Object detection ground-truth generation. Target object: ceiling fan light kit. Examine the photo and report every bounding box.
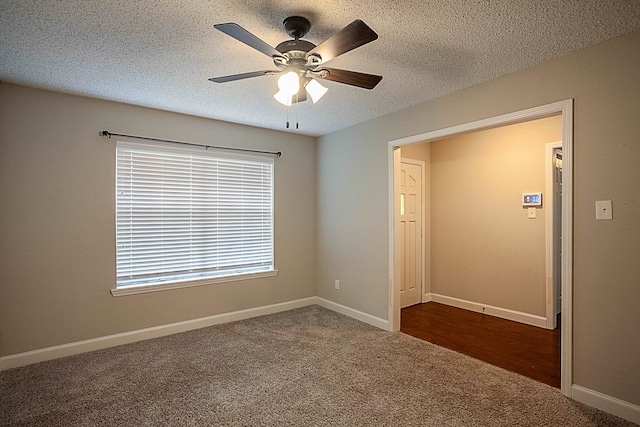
[273,71,300,106]
[273,72,328,106]
[209,15,382,110]
[304,78,328,103]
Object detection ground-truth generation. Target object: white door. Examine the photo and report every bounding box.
[400,160,423,308]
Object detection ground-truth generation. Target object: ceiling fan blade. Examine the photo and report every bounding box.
[317,68,382,89]
[214,23,283,58]
[306,20,378,64]
[209,70,281,83]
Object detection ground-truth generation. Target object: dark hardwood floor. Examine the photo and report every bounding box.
[401,302,561,388]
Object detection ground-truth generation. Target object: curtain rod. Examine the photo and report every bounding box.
[98,131,282,158]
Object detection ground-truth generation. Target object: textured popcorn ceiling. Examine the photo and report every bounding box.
[1,1,639,136]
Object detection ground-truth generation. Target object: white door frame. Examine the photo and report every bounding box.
[545,141,562,329]
[388,99,573,397]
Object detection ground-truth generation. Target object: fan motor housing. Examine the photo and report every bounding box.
[277,16,316,66]
[276,39,315,55]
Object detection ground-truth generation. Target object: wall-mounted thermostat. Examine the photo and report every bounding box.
[522,193,542,207]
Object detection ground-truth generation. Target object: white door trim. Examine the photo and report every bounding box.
[388,99,574,397]
[545,141,562,329]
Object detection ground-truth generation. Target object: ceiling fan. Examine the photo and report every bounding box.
[209,16,382,106]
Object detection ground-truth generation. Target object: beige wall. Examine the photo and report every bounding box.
[429,116,561,316]
[0,84,317,356]
[399,143,430,165]
[317,29,640,405]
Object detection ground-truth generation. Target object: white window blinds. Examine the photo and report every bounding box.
[116,141,274,289]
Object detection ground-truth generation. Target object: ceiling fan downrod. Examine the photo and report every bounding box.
[283,16,311,40]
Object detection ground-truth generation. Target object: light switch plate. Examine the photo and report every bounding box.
[527,207,537,219]
[595,200,612,220]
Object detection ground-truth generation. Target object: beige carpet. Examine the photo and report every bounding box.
[0,305,635,426]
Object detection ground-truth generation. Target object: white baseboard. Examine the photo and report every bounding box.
[572,385,640,425]
[426,293,547,328]
[422,293,434,303]
[0,297,317,372]
[315,297,390,331]
[3,297,638,425]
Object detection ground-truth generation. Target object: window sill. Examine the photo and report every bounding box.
[110,269,278,297]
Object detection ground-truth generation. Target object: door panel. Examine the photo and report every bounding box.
[400,161,422,308]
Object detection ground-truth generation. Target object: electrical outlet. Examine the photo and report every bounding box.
[334,279,340,290]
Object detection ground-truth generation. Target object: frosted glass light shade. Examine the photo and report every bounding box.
[273,90,293,106]
[305,79,328,103]
[274,71,301,106]
[277,72,300,94]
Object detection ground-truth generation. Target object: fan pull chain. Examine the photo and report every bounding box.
[285,92,301,129]
[295,91,299,129]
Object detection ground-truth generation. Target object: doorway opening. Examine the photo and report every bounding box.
[388,99,573,396]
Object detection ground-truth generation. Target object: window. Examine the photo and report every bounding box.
[115,141,275,292]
